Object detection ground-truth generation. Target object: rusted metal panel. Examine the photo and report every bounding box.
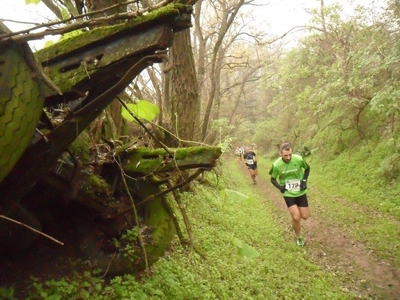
[42,24,174,105]
[46,25,174,73]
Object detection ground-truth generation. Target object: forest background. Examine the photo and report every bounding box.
[3,0,399,165]
[1,0,400,298]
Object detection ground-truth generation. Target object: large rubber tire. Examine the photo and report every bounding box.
[0,44,44,183]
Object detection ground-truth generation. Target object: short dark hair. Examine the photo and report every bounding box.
[280,142,292,151]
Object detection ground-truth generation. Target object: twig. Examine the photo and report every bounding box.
[150,121,209,147]
[100,249,118,278]
[116,155,150,276]
[117,96,173,157]
[0,0,148,36]
[136,168,205,207]
[109,168,205,218]
[168,181,194,255]
[161,197,186,244]
[165,180,206,259]
[0,214,64,246]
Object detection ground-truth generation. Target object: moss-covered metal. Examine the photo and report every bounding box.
[131,180,175,267]
[35,4,192,62]
[38,25,173,95]
[120,146,222,175]
[33,3,192,99]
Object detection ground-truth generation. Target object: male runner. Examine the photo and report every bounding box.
[243,146,258,184]
[269,142,310,246]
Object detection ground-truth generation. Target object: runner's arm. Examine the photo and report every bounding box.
[271,177,285,193]
[303,165,310,180]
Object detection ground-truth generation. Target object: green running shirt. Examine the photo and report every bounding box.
[269,154,308,197]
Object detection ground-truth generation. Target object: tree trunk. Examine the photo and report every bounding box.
[170,29,200,143]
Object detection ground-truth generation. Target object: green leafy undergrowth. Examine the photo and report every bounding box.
[23,158,356,299]
[156,160,356,300]
[310,141,400,218]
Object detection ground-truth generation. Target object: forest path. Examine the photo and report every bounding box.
[237,160,400,300]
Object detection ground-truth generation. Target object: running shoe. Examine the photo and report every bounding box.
[296,237,305,247]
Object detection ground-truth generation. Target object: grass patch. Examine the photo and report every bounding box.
[258,146,400,268]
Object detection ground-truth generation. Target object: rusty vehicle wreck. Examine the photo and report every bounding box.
[0,2,221,279]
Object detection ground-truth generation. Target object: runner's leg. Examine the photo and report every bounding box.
[288,205,302,237]
[248,169,256,183]
[299,206,309,220]
[298,195,309,220]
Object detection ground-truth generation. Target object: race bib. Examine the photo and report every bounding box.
[246,159,254,165]
[285,179,300,192]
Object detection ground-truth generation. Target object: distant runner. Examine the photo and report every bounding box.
[235,147,242,160]
[239,146,245,161]
[243,146,258,185]
[269,142,310,246]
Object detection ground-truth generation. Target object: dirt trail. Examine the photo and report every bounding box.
[238,161,400,300]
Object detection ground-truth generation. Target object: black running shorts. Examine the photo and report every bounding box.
[283,194,308,208]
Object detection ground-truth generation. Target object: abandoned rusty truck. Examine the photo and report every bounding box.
[0,3,221,278]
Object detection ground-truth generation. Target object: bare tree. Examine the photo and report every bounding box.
[192,0,267,142]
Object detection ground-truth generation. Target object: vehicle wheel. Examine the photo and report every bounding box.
[0,43,44,183]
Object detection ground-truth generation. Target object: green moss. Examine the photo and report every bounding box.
[174,147,208,160]
[35,4,190,62]
[121,146,222,175]
[34,3,192,94]
[89,174,110,193]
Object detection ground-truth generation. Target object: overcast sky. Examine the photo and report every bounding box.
[1,0,379,49]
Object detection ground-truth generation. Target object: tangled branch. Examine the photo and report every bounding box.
[0,0,173,44]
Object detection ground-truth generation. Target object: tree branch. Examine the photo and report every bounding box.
[0,0,173,44]
[0,214,64,246]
